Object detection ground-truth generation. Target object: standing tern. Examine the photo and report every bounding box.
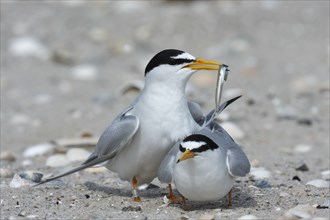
[37,49,223,202]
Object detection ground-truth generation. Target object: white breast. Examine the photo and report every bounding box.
[174,149,234,201]
[106,84,199,186]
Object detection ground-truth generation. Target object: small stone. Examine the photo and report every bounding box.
[9,36,50,59]
[0,168,15,178]
[250,159,260,168]
[18,210,27,217]
[253,180,271,188]
[23,143,55,158]
[220,122,245,140]
[238,215,258,220]
[276,106,298,120]
[293,144,312,154]
[46,154,71,167]
[66,148,90,162]
[306,179,330,188]
[296,118,313,126]
[19,171,43,183]
[71,64,98,81]
[316,199,330,209]
[33,94,52,105]
[0,151,16,162]
[51,49,75,65]
[198,214,215,220]
[321,170,330,180]
[279,192,290,197]
[295,162,309,172]
[121,205,142,212]
[250,167,271,179]
[88,28,108,43]
[10,172,43,188]
[11,114,31,125]
[284,205,314,219]
[84,167,108,173]
[292,175,301,181]
[290,75,318,94]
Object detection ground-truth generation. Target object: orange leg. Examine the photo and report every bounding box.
[228,188,232,208]
[181,195,188,211]
[167,184,180,202]
[132,176,141,202]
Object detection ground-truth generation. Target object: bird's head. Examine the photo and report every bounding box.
[144,49,222,86]
[177,134,218,163]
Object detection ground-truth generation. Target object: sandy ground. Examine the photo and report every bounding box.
[1,1,329,219]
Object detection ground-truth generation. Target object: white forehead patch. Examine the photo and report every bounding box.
[181,141,206,150]
[172,52,195,60]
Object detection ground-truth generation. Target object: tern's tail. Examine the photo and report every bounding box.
[35,153,115,186]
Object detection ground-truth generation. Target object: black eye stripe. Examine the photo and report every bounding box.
[179,144,186,152]
[183,134,218,153]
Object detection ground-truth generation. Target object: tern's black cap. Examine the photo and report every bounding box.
[180,134,219,153]
[144,49,195,76]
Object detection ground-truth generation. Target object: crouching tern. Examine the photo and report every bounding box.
[158,97,250,209]
[36,49,223,202]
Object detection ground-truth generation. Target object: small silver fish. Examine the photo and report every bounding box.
[215,64,229,111]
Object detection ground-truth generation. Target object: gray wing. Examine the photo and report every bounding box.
[198,126,250,177]
[36,107,139,186]
[158,141,181,184]
[213,125,250,177]
[188,101,204,124]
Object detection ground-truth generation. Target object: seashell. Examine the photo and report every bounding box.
[0,151,16,162]
[0,168,15,178]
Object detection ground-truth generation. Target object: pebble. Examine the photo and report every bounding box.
[295,161,309,172]
[88,28,108,43]
[220,122,245,140]
[10,114,31,125]
[0,168,15,178]
[66,148,90,162]
[46,154,71,167]
[293,144,312,154]
[321,170,330,180]
[316,199,330,209]
[23,143,55,158]
[253,180,271,188]
[275,105,298,120]
[238,215,258,220]
[0,151,16,162]
[290,75,318,94]
[51,49,75,65]
[283,204,314,219]
[9,36,50,59]
[121,205,142,212]
[279,192,290,197]
[198,214,215,220]
[306,179,330,188]
[19,171,43,183]
[10,171,43,188]
[250,167,271,179]
[85,167,108,173]
[250,159,260,168]
[33,94,52,105]
[71,64,98,81]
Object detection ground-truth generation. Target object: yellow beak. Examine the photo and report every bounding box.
[183,58,222,71]
[177,149,197,163]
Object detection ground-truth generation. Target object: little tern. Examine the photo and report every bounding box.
[37,49,222,202]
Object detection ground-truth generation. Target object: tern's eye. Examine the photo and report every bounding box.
[179,144,186,152]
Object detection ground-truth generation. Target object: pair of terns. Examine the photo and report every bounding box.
[38,49,250,208]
